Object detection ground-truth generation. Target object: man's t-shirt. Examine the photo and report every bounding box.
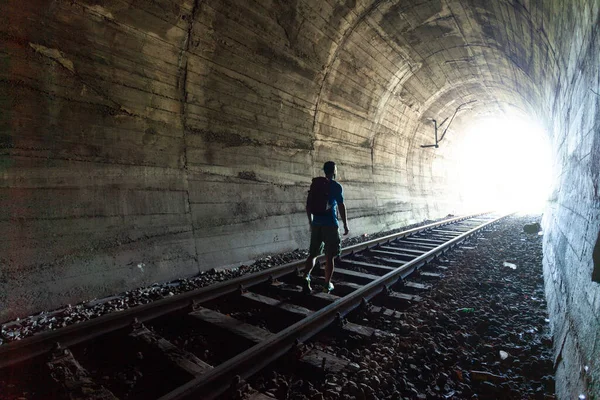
[312,179,344,227]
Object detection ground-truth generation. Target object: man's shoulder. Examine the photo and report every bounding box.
[331,180,343,194]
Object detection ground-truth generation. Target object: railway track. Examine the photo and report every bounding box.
[0,213,508,400]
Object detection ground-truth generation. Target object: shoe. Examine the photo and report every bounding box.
[302,273,312,292]
[323,281,334,293]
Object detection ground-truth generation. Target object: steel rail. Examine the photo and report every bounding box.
[0,213,485,369]
[159,213,508,400]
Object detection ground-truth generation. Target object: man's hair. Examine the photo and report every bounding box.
[323,161,336,175]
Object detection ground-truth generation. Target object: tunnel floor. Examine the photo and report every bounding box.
[0,215,555,399]
[247,214,555,400]
[0,216,455,344]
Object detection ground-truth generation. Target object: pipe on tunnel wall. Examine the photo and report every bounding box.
[0,0,599,397]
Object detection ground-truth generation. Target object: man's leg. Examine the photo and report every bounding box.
[324,254,334,284]
[304,226,323,292]
[302,256,316,292]
[304,256,317,276]
[322,226,341,292]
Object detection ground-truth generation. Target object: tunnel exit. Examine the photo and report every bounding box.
[455,116,553,214]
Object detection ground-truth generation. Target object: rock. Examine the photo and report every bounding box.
[348,362,361,372]
[345,381,360,395]
[470,370,507,383]
[479,380,499,394]
[523,222,541,233]
[436,373,448,386]
[325,382,342,392]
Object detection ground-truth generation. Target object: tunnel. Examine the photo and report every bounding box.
[1,0,599,397]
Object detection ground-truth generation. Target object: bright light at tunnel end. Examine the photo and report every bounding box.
[454,116,553,214]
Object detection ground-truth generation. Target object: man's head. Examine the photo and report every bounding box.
[323,161,337,178]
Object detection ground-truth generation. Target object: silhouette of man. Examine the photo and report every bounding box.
[303,161,349,293]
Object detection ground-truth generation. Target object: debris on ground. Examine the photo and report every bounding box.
[523,222,541,234]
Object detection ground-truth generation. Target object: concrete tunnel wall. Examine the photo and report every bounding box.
[1,0,599,397]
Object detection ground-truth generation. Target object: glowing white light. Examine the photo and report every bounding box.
[454,116,553,213]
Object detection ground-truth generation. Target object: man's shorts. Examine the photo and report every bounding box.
[309,225,341,258]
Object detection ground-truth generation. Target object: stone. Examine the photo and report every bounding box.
[523,223,541,234]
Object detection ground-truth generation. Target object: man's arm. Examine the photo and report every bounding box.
[306,195,313,226]
[338,203,349,235]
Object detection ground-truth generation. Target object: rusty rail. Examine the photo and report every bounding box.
[0,212,490,370]
[159,213,509,400]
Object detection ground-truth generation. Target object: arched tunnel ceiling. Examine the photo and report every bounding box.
[314,0,554,161]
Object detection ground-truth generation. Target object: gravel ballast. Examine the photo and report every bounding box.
[252,214,554,399]
[1,214,554,400]
[0,216,452,345]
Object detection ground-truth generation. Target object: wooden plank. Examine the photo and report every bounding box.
[388,292,422,302]
[47,349,119,400]
[428,234,457,241]
[381,246,427,255]
[404,282,431,291]
[420,272,444,279]
[372,256,407,266]
[369,306,403,319]
[269,281,302,293]
[444,226,472,231]
[399,239,438,248]
[310,292,340,302]
[247,393,276,400]
[299,349,348,373]
[405,237,446,244]
[375,247,421,259]
[428,229,459,236]
[266,282,341,311]
[241,292,312,317]
[331,281,362,290]
[271,281,341,299]
[308,277,361,292]
[129,324,212,377]
[189,307,273,344]
[240,291,383,339]
[342,322,378,338]
[343,322,375,336]
[368,249,417,260]
[340,259,396,272]
[333,268,379,283]
[431,229,465,235]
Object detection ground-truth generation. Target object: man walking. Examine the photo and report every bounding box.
[303,161,349,293]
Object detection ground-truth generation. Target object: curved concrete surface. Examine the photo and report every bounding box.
[1,0,598,396]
